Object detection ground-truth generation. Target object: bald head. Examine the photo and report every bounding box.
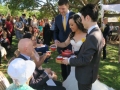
[18,38,33,56]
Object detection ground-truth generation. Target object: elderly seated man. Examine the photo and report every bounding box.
[17,38,66,90]
[23,33,50,63]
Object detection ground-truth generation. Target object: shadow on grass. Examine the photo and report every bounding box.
[99,44,120,90]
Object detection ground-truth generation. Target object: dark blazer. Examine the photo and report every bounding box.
[17,54,49,89]
[70,27,103,84]
[54,12,75,53]
[102,24,110,40]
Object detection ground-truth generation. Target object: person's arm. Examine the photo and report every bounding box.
[56,35,70,48]
[19,22,24,31]
[31,50,44,68]
[104,24,110,36]
[31,50,50,68]
[29,70,49,88]
[53,17,59,41]
[0,31,3,35]
[14,22,23,31]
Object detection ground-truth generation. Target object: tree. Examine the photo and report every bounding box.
[2,0,120,17]
[0,4,8,15]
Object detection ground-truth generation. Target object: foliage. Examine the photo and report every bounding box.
[2,0,120,18]
[0,4,9,15]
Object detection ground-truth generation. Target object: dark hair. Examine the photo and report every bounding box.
[6,16,11,21]
[22,14,26,16]
[32,15,36,18]
[80,4,98,22]
[69,14,86,39]
[23,33,32,39]
[58,0,69,6]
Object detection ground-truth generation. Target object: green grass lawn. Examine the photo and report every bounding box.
[0,37,120,90]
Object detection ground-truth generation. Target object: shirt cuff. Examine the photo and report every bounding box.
[68,55,76,64]
[68,57,71,64]
[44,71,52,79]
[44,71,48,76]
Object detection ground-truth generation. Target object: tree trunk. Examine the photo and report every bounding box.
[92,0,100,4]
[109,0,120,4]
[103,0,107,4]
[118,35,120,62]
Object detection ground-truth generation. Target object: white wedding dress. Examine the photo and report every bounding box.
[62,40,114,90]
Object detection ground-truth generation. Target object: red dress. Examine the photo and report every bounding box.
[5,21,14,45]
[5,21,14,37]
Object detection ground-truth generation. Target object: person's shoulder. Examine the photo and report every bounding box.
[69,11,75,15]
[55,14,61,19]
[70,11,75,14]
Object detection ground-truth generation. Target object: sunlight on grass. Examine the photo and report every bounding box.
[103,65,118,70]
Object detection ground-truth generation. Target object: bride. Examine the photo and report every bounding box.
[52,14,114,90]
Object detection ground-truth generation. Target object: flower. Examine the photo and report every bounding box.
[81,38,86,42]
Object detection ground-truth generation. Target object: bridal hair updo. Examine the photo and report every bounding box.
[69,14,86,39]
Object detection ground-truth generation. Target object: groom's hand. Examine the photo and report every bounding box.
[62,59,69,65]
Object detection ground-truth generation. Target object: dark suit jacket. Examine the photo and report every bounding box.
[70,27,103,84]
[17,54,49,89]
[102,24,110,40]
[54,12,75,53]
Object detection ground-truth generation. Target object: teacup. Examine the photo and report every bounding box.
[50,46,57,51]
[56,56,63,60]
[46,51,51,54]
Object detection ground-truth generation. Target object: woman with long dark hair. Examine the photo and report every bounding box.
[51,14,86,90]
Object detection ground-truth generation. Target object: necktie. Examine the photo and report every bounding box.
[63,16,66,31]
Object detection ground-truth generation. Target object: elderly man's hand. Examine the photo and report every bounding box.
[49,71,57,80]
[44,68,52,74]
[44,51,51,58]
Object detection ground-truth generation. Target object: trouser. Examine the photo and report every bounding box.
[61,64,71,81]
[78,82,92,90]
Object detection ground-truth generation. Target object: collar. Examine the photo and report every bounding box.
[87,24,98,34]
[62,10,70,18]
[20,54,30,60]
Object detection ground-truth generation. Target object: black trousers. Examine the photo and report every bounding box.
[103,37,107,59]
[103,43,106,59]
[8,36,12,45]
[49,30,54,42]
[61,64,71,81]
[78,83,92,90]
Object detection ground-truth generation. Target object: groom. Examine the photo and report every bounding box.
[62,4,104,90]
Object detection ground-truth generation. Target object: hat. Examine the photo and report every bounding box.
[7,58,35,85]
